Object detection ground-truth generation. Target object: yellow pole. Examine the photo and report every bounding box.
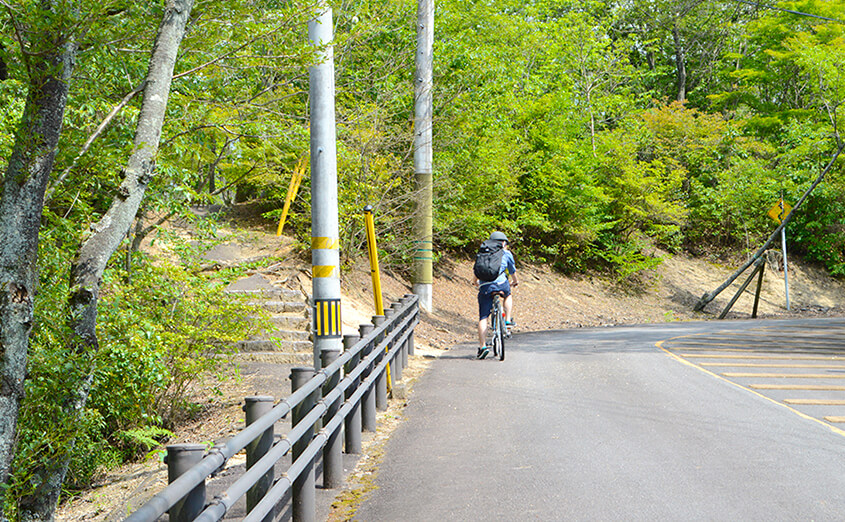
[276,156,306,236]
[363,205,384,315]
[364,205,390,391]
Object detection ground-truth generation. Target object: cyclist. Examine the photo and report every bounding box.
[477,231,518,359]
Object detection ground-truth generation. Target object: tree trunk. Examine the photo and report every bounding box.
[15,1,194,519]
[0,26,76,522]
[0,41,7,81]
[672,25,687,102]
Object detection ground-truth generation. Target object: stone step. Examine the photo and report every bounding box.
[229,287,305,300]
[252,329,311,342]
[234,352,313,365]
[256,300,308,314]
[236,339,312,353]
[268,315,311,330]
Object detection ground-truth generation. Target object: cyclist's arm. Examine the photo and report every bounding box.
[506,252,517,286]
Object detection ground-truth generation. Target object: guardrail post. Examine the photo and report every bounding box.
[321,348,343,488]
[290,367,317,522]
[359,323,377,431]
[390,302,406,379]
[384,307,402,382]
[372,315,388,411]
[165,444,206,522]
[404,294,416,356]
[245,396,274,522]
[343,334,362,453]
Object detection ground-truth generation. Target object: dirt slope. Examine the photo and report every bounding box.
[352,250,845,351]
[55,224,845,521]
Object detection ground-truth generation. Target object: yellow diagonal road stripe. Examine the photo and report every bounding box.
[703,363,845,368]
[749,384,845,390]
[723,373,845,379]
[784,399,845,406]
[657,338,845,438]
[683,354,845,360]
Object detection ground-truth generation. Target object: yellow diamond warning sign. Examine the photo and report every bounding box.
[767,199,792,224]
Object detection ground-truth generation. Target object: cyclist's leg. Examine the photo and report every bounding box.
[478,316,487,347]
[504,293,513,323]
[496,281,513,324]
[477,288,493,358]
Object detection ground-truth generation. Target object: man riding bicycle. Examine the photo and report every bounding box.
[476,231,518,359]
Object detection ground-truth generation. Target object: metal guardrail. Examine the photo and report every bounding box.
[125,294,420,522]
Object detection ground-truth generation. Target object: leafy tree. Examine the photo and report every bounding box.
[0,2,79,518]
[613,0,758,105]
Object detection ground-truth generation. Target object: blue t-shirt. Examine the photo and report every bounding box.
[494,250,516,284]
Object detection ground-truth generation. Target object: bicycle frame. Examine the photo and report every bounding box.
[489,294,506,361]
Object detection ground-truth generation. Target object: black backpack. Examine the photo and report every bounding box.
[473,240,505,282]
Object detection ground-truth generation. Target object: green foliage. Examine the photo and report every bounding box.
[116,426,175,461]
[6,221,268,504]
[97,250,265,428]
[0,79,26,173]
[6,0,845,510]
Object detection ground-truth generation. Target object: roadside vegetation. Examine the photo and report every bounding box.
[1,0,844,518]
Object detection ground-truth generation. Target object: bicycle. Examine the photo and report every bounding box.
[488,292,506,361]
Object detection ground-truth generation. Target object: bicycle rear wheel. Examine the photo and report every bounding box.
[498,310,506,361]
[490,302,500,357]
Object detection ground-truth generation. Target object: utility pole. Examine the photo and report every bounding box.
[309,5,342,368]
[412,0,434,312]
[780,194,791,311]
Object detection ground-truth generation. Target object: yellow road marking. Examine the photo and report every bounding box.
[669,335,845,344]
[656,339,845,438]
[723,372,845,379]
[784,399,845,405]
[668,346,820,353]
[664,342,765,349]
[683,354,845,360]
[702,363,845,368]
[749,384,845,390]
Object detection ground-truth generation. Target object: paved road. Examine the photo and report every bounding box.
[355,318,845,520]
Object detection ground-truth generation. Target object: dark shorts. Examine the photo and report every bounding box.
[478,280,511,320]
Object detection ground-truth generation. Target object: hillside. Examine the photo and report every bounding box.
[365,248,845,351]
[55,222,845,521]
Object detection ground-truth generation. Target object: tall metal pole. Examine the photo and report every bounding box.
[778,193,791,311]
[412,0,434,312]
[309,5,342,368]
[782,227,790,311]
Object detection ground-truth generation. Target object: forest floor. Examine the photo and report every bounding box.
[55,217,845,521]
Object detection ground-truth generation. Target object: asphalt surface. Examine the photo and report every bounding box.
[354,318,845,521]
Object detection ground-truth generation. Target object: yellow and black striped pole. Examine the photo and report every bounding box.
[309,6,342,368]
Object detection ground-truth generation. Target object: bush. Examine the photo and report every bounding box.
[8,234,269,507]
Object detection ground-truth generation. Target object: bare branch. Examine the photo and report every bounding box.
[46,81,146,201]
[172,17,302,80]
